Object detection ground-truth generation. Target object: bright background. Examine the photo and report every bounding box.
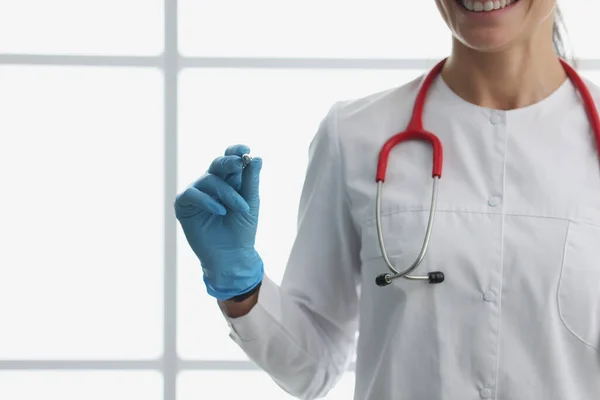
[0,1,598,399]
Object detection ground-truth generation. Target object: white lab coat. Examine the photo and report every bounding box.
[222,71,600,400]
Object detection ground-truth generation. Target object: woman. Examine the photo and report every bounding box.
[175,0,600,399]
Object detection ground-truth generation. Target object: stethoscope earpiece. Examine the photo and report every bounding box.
[428,271,445,284]
[375,273,392,287]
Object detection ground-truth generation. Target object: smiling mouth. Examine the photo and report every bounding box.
[457,0,520,12]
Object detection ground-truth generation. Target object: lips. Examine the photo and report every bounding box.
[458,0,520,12]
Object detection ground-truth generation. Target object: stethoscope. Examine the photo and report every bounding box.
[374,57,600,287]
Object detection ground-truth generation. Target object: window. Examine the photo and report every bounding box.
[0,0,163,55]
[559,1,600,60]
[1,1,599,399]
[0,371,162,399]
[178,0,451,58]
[0,66,163,360]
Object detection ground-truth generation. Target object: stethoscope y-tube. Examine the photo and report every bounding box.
[374,130,445,287]
[374,60,447,287]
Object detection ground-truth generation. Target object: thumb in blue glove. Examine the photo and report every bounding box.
[174,144,264,300]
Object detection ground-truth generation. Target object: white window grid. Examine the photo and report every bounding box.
[1,1,600,400]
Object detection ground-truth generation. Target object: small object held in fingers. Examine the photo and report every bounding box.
[241,154,253,167]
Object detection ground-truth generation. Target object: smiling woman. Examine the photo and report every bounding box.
[174,0,600,399]
[2,1,599,400]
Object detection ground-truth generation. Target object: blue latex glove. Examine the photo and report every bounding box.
[174,144,264,301]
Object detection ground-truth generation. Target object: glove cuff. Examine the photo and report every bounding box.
[203,257,264,301]
[228,280,262,302]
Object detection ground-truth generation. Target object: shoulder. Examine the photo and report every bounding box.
[312,73,426,157]
[312,73,428,175]
[328,73,425,131]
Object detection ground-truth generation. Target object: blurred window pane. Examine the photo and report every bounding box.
[0,66,164,359]
[0,0,163,55]
[559,1,600,59]
[179,0,451,58]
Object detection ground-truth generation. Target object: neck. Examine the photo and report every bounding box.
[441,26,567,110]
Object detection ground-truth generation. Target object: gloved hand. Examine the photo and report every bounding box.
[174,144,264,301]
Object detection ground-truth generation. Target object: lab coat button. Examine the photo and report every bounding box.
[488,196,502,207]
[480,388,492,399]
[483,291,496,302]
[490,111,504,125]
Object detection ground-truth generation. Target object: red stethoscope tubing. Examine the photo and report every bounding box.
[375,57,600,182]
[374,57,600,287]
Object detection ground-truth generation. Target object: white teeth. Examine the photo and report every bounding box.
[461,0,516,12]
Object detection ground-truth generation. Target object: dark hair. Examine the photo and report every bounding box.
[553,6,569,61]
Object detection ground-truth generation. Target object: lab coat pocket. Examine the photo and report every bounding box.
[557,220,600,352]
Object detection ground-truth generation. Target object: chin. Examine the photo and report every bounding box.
[456,29,519,52]
[437,0,556,54]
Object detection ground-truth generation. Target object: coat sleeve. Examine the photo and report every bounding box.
[221,102,362,400]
